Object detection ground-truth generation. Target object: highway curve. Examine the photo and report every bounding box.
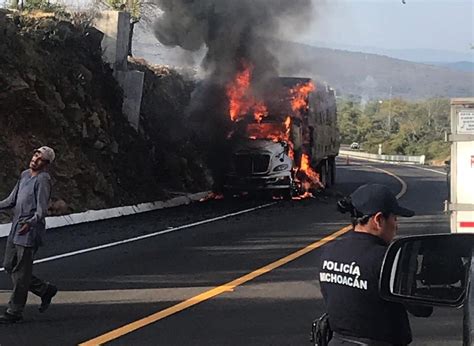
[0,159,458,345]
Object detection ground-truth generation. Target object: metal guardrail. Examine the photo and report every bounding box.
[339,150,426,165]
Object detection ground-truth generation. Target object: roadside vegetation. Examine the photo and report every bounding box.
[337,97,451,162]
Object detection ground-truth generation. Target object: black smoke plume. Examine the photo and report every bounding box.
[152,0,314,191]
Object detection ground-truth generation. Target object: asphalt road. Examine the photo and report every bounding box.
[0,159,459,345]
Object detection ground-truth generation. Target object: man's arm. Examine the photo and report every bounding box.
[0,180,20,211]
[25,174,51,226]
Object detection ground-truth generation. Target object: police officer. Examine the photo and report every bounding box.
[318,184,430,346]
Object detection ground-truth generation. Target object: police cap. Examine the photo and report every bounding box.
[350,184,415,217]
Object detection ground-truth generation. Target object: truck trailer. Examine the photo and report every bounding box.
[224,77,340,198]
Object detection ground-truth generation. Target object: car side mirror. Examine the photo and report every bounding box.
[379,234,473,308]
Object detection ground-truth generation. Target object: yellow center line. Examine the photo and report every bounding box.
[80,164,409,345]
[79,225,352,345]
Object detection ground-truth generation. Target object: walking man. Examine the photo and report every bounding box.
[0,146,58,323]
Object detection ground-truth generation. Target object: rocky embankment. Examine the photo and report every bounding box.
[0,10,209,221]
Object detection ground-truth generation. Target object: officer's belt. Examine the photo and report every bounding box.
[333,332,398,346]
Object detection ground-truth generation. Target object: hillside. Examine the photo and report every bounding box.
[270,41,474,100]
[132,34,473,100]
[305,42,474,64]
[0,10,209,220]
[426,61,474,73]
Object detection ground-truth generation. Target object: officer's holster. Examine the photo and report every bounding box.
[310,313,333,346]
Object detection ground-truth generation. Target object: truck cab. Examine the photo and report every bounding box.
[224,137,295,199]
[223,77,340,198]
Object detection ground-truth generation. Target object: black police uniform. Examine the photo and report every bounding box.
[319,231,411,345]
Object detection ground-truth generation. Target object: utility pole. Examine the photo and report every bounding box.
[388,85,392,133]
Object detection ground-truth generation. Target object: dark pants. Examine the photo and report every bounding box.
[3,237,49,316]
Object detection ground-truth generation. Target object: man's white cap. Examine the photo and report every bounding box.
[35,146,56,163]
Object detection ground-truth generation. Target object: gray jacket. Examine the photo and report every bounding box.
[0,169,51,247]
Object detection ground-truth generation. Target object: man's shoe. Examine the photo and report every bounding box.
[0,311,22,324]
[39,284,58,313]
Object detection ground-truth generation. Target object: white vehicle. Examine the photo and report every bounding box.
[447,98,474,233]
[350,142,360,150]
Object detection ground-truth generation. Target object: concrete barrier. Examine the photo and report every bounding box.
[340,150,425,165]
[115,70,144,130]
[93,11,130,71]
[0,191,211,238]
[93,11,144,131]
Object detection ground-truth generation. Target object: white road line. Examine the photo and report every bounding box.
[368,166,407,199]
[79,166,412,345]
[341,161,407,199]
[339,157,447,176]
[0,203,276,272]
[0,161,417,272]
[400,164,447,176]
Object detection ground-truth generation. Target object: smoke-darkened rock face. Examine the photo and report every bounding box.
[152,0,313,190]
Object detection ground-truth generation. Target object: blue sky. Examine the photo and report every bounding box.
[293,0,473,59]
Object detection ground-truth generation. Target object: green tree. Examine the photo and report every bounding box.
[9,0,65,12]
[337,100,363,143]
[103,0,141,56]
[338,97,451,161]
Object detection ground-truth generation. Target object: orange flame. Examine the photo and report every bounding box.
[290,153,324,199]
[226,63,268,122]
[284,116,295,161]
[200,192,225,202]
[227,65,251,121]
[253,102,268,123]
[226,67,322,199]
[290,82,315,113]
[300,154,319,184]
[246,122,289,145]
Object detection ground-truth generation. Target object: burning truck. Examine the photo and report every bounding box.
[223,65,340,199]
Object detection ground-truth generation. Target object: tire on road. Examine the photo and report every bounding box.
[329,156,336,186]
[319,160,328,188]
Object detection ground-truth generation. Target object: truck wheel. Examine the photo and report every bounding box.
[223,189,237,199]
[319,161,328,188]
[329,157,336,186]
[282,189,293,200]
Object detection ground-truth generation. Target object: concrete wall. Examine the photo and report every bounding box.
[340,149,426,165]
[93,11,130,71]
[115,70,144,130]
[93,11,143,130]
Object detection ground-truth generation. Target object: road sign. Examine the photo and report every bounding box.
[458,111,474,134]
